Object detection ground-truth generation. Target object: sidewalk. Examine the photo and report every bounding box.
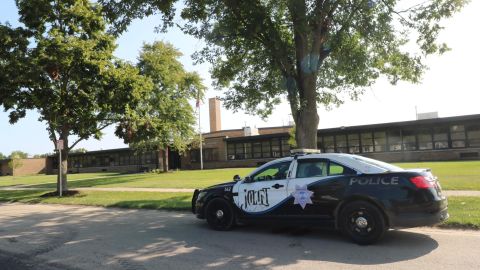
[0,186,479,196]
[0,187,194,193]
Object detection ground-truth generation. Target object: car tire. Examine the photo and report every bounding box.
[339,201,386,245]
[205,198,235,231]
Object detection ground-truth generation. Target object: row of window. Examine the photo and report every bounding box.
[226,124,480,160]
[321,125,480,154]
[190,148,218,162]
[227,138,291,160]
[52,151,158,169]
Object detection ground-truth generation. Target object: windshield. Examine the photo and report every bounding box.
[352,155,404,173]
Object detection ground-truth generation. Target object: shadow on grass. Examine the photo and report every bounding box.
[0,190,50,204]
[0,190,191,211]
[110,196,192,211]
[26,174,148,189]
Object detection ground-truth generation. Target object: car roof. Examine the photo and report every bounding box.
[248,153,402,176]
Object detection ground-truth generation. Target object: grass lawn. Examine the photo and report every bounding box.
[0,190,478,229]
[440,196,480,230]
[0,190,192,210]
[0,168,253,189]
[0,160,479,190]
[394,161,480,190]
[0,172,120,187]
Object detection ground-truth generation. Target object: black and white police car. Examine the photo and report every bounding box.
[192,150,448,244]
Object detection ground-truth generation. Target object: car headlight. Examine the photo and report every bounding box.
[197,191,207,201]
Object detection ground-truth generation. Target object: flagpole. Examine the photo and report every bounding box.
[198,104,203,170]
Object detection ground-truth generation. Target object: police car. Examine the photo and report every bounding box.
[192,150,448,244]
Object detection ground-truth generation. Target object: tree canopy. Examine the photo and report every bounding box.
[0,0,151,192]
[101,0,468,148]
[8,150,29,159]
[116,41,205,170]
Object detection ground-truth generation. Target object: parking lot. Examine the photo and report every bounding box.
[1,203,479,270]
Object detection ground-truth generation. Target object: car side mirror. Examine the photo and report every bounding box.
[244,176,252,183]
[233,174,241,181]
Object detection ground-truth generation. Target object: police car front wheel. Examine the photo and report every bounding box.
[339,201,386,245]
[205,198,235,231]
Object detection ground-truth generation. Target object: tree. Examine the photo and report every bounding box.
[33,153,53,158]
[0,152,6,160]
[70,148,88,154]
[0,0,151,193]
[116,41,205,172]
[8,152,24,173]
[101,0,467,148]
[8,151,29,159]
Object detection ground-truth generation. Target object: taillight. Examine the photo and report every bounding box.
[410,176,434,189]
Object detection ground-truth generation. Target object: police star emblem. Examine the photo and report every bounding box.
[292,185,314,209]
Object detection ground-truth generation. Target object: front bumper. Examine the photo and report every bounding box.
[191,189,206,219]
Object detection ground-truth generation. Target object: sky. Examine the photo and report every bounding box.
[0,0,479,156]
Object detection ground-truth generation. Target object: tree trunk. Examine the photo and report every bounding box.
[162,147,169,172]
[294,75,319,149]
[56,135,68,193]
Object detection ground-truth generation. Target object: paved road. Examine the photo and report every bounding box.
[0,203,479,270]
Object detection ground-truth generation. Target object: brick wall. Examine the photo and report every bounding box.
[0,158,47,176]
[14,158,47,176]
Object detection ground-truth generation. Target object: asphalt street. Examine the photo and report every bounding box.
[0,203,479,270]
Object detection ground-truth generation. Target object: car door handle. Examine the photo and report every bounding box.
[271,183,284,189]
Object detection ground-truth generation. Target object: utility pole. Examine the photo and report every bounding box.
[199,106,203,170]
[56,139,64,197]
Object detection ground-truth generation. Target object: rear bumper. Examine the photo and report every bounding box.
[389,207,449,228]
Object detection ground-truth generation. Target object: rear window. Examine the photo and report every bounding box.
[352,155,403,172]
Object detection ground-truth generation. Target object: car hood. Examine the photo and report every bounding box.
[203,181,236,191]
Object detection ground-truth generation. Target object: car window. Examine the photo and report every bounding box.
[351,155,403,172]
[296,160,328,178]
[251,161,291,182]
[329,162,356,175]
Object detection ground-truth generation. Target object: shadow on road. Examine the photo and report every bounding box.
[0,204,439,270]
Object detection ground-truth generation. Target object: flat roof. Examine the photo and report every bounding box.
[225,114,480,142]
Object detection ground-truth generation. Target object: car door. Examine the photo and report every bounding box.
[233,160,292,216]
[284,158,355,219]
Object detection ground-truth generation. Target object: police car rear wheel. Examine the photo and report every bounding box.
[339,201,386,245]
[205,198,235,231]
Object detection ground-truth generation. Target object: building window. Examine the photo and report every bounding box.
[253,142,262,158]
[402,130,417,151]
[261,141,271,158]
[348,133,360,153]
[361,132,374,153]
[227,144,235,160]
[373,132,386,152]
[467,125,480,147]
[203,148,217,161]
[244,142,252,159]
[433,127,448,149]
[191,148,217,162]
[281,138,290,157]
[387,130,402,151]
[234,143,245,159]
[323,136,335,153]
[271,139,281,157]
[418,129,433,150]
[335,134,347,153]
[317,136,323,151]
[450,125,466,148]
